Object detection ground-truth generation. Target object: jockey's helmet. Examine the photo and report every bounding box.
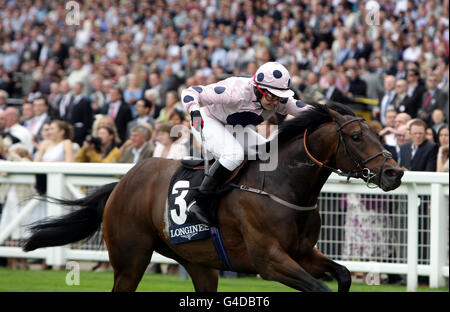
[253,62,295,98]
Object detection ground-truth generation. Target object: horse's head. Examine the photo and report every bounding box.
[327,109,403,191]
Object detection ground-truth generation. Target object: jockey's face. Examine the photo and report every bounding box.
[260,95,280,111]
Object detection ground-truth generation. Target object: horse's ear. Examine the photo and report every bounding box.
[328,108,345,123]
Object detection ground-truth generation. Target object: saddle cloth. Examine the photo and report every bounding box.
[167,162,210,245]
[166,159,246,270]
[166,159,245,245]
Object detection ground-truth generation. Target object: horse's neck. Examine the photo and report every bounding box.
[261,126,336,207]
[283,146,330,206]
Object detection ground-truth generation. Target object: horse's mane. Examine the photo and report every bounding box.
[276,101,356,145]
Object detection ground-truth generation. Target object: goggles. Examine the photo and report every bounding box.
[253,75,281,102]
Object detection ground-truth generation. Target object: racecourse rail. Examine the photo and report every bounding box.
[0,161,448,292]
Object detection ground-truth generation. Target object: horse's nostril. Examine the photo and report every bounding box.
[384,168,404,179]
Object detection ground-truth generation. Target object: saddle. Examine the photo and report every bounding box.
[179,158,245,184]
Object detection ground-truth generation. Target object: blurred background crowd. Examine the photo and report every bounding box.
[0,0,448,275]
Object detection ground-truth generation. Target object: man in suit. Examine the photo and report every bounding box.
[399,119,438,171]
[120,124,154,164]
[145,71,163,117]
[360,64,384,100]
[399,119,437,281]
[379,75,397,126]
[58,80,73,120]
[346,67,367,97]
[2,106,34,154]
[392,79,408,112]
[20,101,34,129]
[301,72,324,102]
[402,68,426,118]
[323,72,355,104]
[378,108,398,147]
[125,99,155,141]
[101,86,132,145]
[88,75,108,115]
[418,73,448,127]
[66,82,92,146]
[159,65,180,110]
[29,97,52,142]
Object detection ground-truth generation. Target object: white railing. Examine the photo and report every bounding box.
[0,161,448,291]
[321,171,449,291]
[0,162,175,266]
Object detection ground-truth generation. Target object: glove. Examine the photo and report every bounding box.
[190,110,204,132]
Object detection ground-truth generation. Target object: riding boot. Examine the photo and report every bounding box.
[187,161,233,226]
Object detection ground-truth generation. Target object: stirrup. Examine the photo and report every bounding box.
[186,201,211,226]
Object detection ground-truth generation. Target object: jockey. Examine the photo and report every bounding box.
[181,61,310,225]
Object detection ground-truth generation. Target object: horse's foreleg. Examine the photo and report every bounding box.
[182,262,219,292]
[253,245,331,292]
[298,248,351,292]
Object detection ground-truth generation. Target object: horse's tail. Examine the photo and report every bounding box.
[23,182,118,252]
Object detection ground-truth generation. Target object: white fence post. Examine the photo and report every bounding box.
[429,183,447,288]
[45,173,67,267]
[407,183,419,292]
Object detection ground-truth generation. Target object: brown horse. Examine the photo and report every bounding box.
[24,101,403,292]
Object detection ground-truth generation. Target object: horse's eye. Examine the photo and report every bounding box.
[351,133,362,142]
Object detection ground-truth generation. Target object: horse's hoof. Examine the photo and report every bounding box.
[337,266,352,292]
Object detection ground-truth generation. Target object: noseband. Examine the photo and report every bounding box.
[303,117,393,188]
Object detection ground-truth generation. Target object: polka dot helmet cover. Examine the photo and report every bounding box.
[253,62,295,98]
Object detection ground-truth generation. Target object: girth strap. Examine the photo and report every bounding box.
[210,227,232,270]
[229,183,317,211]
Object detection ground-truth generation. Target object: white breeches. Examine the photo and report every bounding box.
[192,108,268,171]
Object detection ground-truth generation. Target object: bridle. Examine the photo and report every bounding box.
[303,117,393,188]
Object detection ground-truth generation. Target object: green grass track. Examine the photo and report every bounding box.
[0,268,448,292]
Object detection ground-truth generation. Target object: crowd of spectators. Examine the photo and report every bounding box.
[0,0,448,163]
[0,0,449,275]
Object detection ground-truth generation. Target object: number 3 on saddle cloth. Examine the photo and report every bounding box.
[167,159,243,243]
[166,159,244,269]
